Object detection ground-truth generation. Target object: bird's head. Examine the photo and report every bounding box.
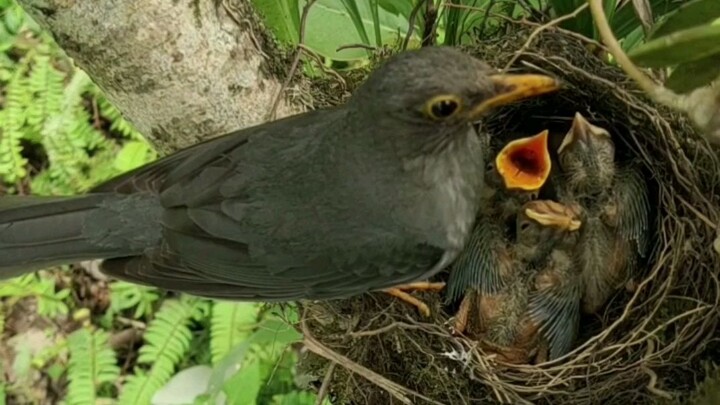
[557,112,616,192]
[349,47,560,143]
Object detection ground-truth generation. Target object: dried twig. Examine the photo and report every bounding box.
[315,362,336,405]
[502,2,588,71]
[301,317,445,405]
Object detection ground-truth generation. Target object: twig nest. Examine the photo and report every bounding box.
[298,26,720,404]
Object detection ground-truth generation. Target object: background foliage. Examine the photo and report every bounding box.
[1,0,719,404]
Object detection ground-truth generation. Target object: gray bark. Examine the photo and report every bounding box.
[17,0,301,153]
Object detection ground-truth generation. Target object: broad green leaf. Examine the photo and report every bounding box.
[648,0,720,40]
[666,53,720,94]
[303,0,411,61]
[378,0,414,19]
[250,0,300,45]
[629,23,720,68]
[223,358,262,405]
[339,0,372,47]
[114,140,156,172]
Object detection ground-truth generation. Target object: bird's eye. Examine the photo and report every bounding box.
[520,221,531,231]
[424,95,462,120]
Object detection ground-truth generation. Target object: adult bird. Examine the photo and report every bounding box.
[0,47,560,312]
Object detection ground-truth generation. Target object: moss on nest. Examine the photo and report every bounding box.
[298,26,720,405]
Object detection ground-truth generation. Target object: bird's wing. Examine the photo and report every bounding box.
[93,108,338,194]
[102,228,441,300]
[92,128,250,194]
[446,218,508,303]
[528,256,581,360]
[613,166,650,257]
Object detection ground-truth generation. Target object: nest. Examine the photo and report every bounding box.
[297,26,720,405]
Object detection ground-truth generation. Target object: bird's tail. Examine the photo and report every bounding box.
[0,193,162,279]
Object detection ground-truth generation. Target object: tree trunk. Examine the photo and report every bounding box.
[17,0,301,154]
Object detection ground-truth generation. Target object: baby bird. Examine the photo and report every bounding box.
[470,200,582,364]
[448,130,552,333]
[525,201,583,361]
[556,112,649,314]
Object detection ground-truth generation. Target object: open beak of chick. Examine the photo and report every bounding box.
[495,129,552,191]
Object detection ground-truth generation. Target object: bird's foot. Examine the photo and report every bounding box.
[383,281,445,317]
[451,293,473,335]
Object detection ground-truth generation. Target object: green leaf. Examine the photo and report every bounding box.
[303,0,411,61]
[339,0,372,46]
[629,23,720,67]
[119,300,195,405]
[666,53,720,94]
[378,0,415,19]
[547,0,594,38]
[151,365,213,405]
[369,0,382,47]
[205,318,301,403]
[621,25,645,52]
[271,391,323,405]
[223,358,262,405]
[612,0,684,39]
[66,328,120,405]
[250,0,300,44]
[210,302,260,364]
[649,0,720,40]
[114,140,156,173]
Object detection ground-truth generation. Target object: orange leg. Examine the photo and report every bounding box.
[382,281,445,317]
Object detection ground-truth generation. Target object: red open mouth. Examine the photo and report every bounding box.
[495,130,552,191]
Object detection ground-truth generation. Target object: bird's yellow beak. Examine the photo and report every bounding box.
[558,112,612,154]
[523,200,582,231]
[495,129,552,191]
[468,74,561,120]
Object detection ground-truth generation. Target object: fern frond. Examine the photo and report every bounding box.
[95,95,144,140]
[107,281,160,320]
[119,299,195,405]
[0,274,69,318]
[66,328,120,405]
[210,302,259,364]
[0,67,30,183]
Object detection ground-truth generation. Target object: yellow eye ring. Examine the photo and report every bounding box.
[423,95,463,120]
